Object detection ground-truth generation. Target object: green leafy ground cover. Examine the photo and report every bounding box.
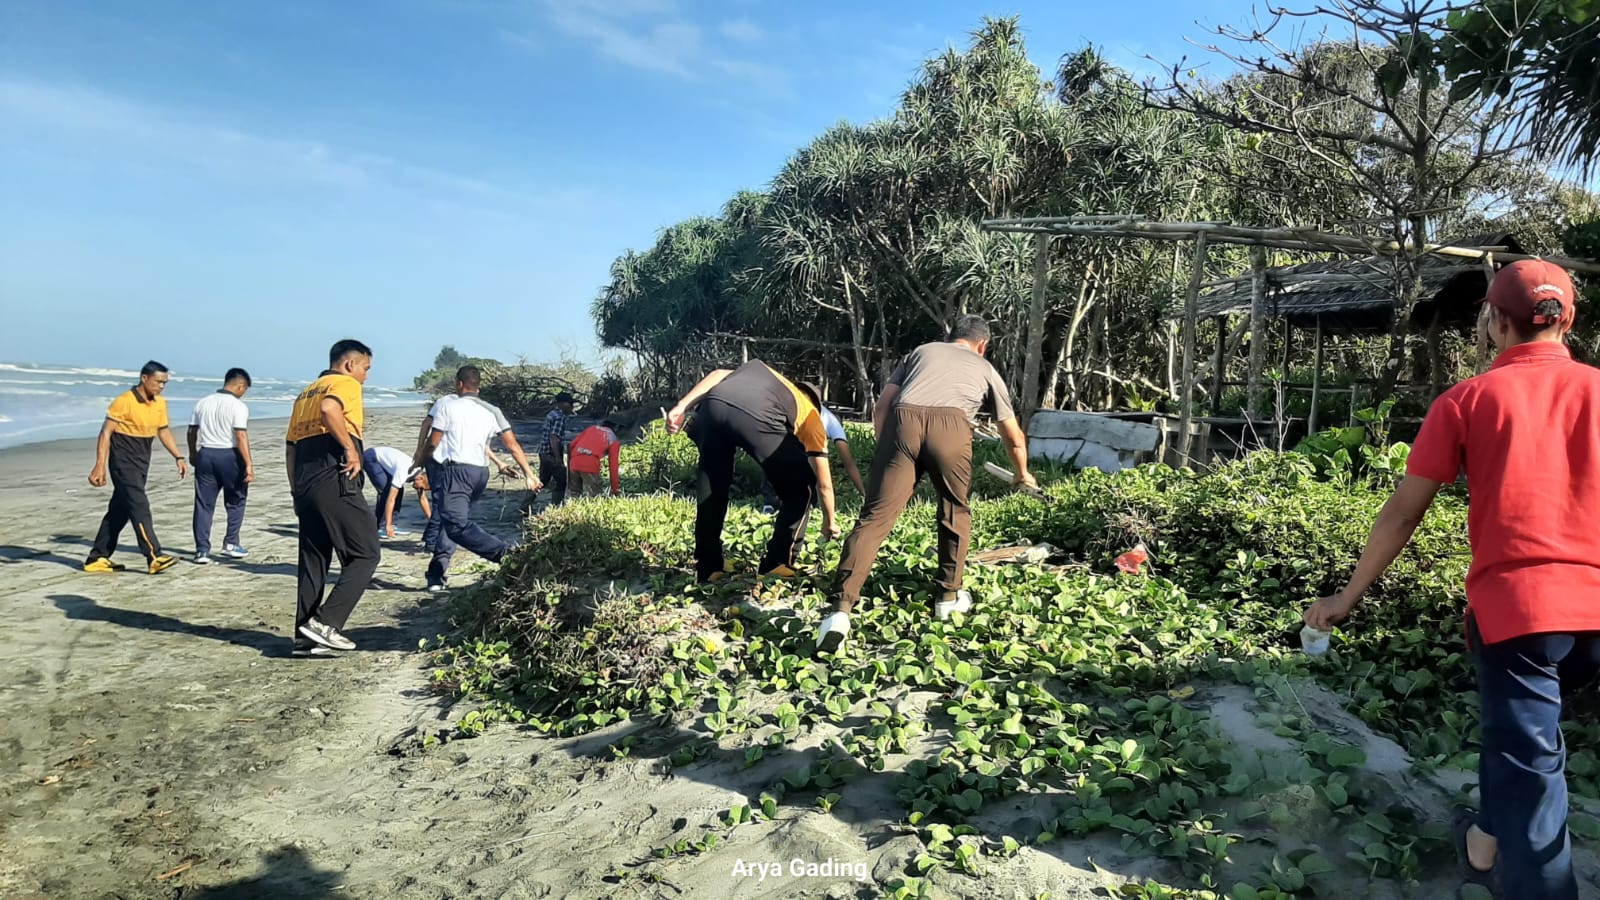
[430,432,1600,897]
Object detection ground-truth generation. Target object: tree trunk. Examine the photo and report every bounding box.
[839,266,876,415]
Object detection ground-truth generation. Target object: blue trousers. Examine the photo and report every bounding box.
[425,462,508,586]
[1473,621,1600,900]
[193,447,248,555]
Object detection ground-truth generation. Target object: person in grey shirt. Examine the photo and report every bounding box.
[817,315,1036,652]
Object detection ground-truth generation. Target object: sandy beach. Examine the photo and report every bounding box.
[0,407,550,898]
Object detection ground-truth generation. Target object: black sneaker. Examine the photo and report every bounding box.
[291,639,337,658]
[297,617,357,651]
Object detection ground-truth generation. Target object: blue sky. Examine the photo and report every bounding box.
[0,0,1256,383]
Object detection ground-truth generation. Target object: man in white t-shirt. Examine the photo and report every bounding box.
[413,366,540,591]
[187,368,254,564]
[362,445,433,539]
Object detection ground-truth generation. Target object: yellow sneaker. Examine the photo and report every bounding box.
[760,564,799,579]
[148,555,178,575]
[83,558,120,574]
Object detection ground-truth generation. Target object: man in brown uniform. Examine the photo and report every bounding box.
[817,316,1036,652]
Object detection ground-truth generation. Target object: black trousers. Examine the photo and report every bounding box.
[88,448,160,563]
[539,452,567,506]
[689,398,815,579]
[293,471,381,631]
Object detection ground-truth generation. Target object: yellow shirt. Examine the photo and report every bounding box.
[106,389,169,438]
[286,372,364,443]
[777,374,828,455]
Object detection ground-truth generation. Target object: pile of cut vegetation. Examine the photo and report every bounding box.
[430,444,1600,898]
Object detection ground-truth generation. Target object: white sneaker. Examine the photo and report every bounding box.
[935,590,974,621]
[815,611,850,654]
[297,617,357,651]
[192,553,212,566]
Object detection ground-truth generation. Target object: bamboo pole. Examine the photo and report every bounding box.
[1246,245,1268,420]
[1309,316,1326,434]
[1176,231,1209,466]
[977,219,1600,275]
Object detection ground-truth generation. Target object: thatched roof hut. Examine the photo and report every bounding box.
[1188,233,1525,333]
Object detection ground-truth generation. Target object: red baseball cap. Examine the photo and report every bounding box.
[1487,259,1577,327]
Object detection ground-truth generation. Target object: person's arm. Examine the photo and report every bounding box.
[321,397,360,477]
[607,439,621,496]
[235,428,254,484]
[873,383,901,434]
[499,430,542,493]
[285,442,296,492]
[411,414,435,470]
[811,456,839,539]
[1304,476,1445,630]
[382,486,402,536]
[835,438,865,495]
[665,369,733,433]
[186,425,200,467]
[996,417,1035,488]
[88,420,115,487]
[157,427,188,479]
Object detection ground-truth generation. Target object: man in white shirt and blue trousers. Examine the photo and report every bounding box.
[418,366,540,592]
[188,368,253,564]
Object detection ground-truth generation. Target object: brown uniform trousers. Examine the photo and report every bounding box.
[834,405,972,606]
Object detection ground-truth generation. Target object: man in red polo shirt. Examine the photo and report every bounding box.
[1305,259,1600,900]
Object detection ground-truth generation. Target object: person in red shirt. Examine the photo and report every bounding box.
[1305,259,1600,900]
[568,420,622,498]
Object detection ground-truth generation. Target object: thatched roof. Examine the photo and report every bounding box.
[1184,233,1525,333]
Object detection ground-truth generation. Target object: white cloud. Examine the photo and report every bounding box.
[530,0,785,89]
[0,78,577,214]
[720,19,763,42]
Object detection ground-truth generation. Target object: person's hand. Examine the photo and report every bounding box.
[1014,470,1039,490]
[244,467,255,484]
[88,465,108,488]
[525,475,542,493]
[823,518,842,541]
[383,525,397,539]
[176,458,188,480]
[413,471,431,492]
[1304,592,1360,631]
[340,451,361,479]
[665,405,687,435]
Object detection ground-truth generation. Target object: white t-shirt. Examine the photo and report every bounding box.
[363,446,417,488]
[429,393,511,468]
[190,391,249,450]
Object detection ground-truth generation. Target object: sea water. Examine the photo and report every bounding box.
[0,361,427,450]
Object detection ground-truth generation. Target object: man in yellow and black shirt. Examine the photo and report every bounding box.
[665,360,839,582]
[285,339,381,657]
[85,361,187,574]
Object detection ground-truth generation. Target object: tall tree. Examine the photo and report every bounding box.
[1155,0,1524,398]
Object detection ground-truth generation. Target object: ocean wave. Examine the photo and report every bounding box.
[0,362,141,379]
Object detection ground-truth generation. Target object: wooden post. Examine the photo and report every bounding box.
[1476,252,1496,375]
[1210,315,1226,412]
[1246,244,1268,420]
[1175,231,1210,465]
[741,339,750,364]
[1019,233,1052,428]
[1275,317,1292,445]
[1309,316,1325,435]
